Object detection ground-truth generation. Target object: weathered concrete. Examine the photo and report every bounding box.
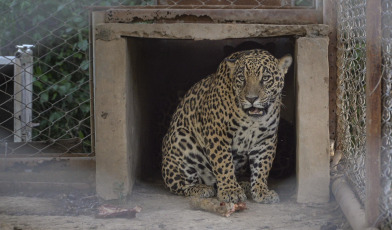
[0,157,95,193]
[0,180,345,230]
[93,11,331,202]
[295,37,330,203]
[94,37,133,200]
[104,8,321,25]
[95,23,329,41]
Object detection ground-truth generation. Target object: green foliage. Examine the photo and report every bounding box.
[0,0,100,152]
[0,0,152,153]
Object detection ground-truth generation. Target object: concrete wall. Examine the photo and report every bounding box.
[95,38,134,200]
[93,12,330,203]
[296,37,330,203]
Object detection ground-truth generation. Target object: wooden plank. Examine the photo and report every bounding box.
[365,0,382,227]
[323,0,338,140]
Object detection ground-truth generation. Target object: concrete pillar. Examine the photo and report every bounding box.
[94,37,132,200]
[296,37,330,203]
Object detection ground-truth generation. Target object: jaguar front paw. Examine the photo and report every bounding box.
[217,186,247,203]
[252,188,280,204]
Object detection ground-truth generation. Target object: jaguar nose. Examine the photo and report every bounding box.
[246,96,258,104]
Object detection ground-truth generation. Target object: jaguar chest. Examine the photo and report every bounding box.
[232,123,269,154]
[230,113,279,172]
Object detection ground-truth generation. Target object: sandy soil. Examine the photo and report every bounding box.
[0,178,348,230]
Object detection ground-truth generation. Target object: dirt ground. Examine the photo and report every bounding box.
[0,177,348,230]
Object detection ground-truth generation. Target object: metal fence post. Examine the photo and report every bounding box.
[323,0,338,141]
[365,0,382,226]
[13,44,35,142]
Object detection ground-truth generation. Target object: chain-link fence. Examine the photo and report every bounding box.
[0,0,315,158]
[0,0,156,157]
[337,0,392,228]
[336,0,367,204]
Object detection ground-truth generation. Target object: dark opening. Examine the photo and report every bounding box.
[127,37,296,181]
[0,63,14,142]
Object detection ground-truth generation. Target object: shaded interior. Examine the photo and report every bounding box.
[0,64,14,142]
[127,37,296,181]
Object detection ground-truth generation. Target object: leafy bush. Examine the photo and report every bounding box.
[0,0,146,152]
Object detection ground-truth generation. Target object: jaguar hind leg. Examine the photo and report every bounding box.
[162,154,215,198]
[162,128,216,198]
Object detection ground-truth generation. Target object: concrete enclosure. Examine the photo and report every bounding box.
[93,11,330,202]
[125,37,297,179]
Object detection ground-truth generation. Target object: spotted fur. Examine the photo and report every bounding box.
[162,49,292,203]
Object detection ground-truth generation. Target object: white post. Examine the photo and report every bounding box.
[14,44,35,142]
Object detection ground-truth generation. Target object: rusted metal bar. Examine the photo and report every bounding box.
[154,0,309,7]
[323,0,337,140]
[157,0,284,6]
[365,0,382,227]
[89,12,96,155]
[105,8,320,24]
[332,178,369,230]
[87,5,316,10]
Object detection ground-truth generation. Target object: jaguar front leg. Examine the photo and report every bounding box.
[207,135,246,203]
[249,135,279,203]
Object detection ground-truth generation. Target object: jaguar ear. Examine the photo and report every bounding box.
[278,54,293,74]
[225,58,237,70]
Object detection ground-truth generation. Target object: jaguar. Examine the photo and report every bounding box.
[161,49,292,203]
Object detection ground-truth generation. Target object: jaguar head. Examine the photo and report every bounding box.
[227,50,292,117]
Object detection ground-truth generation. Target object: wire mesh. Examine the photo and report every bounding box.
[336,0,367,204]
[0,0,157,156]
[0,0,315,158]
[381,0,392,228]
[337,0,392,228]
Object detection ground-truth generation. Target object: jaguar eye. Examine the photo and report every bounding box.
[262,76,269,81]
[238,75,245,81]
